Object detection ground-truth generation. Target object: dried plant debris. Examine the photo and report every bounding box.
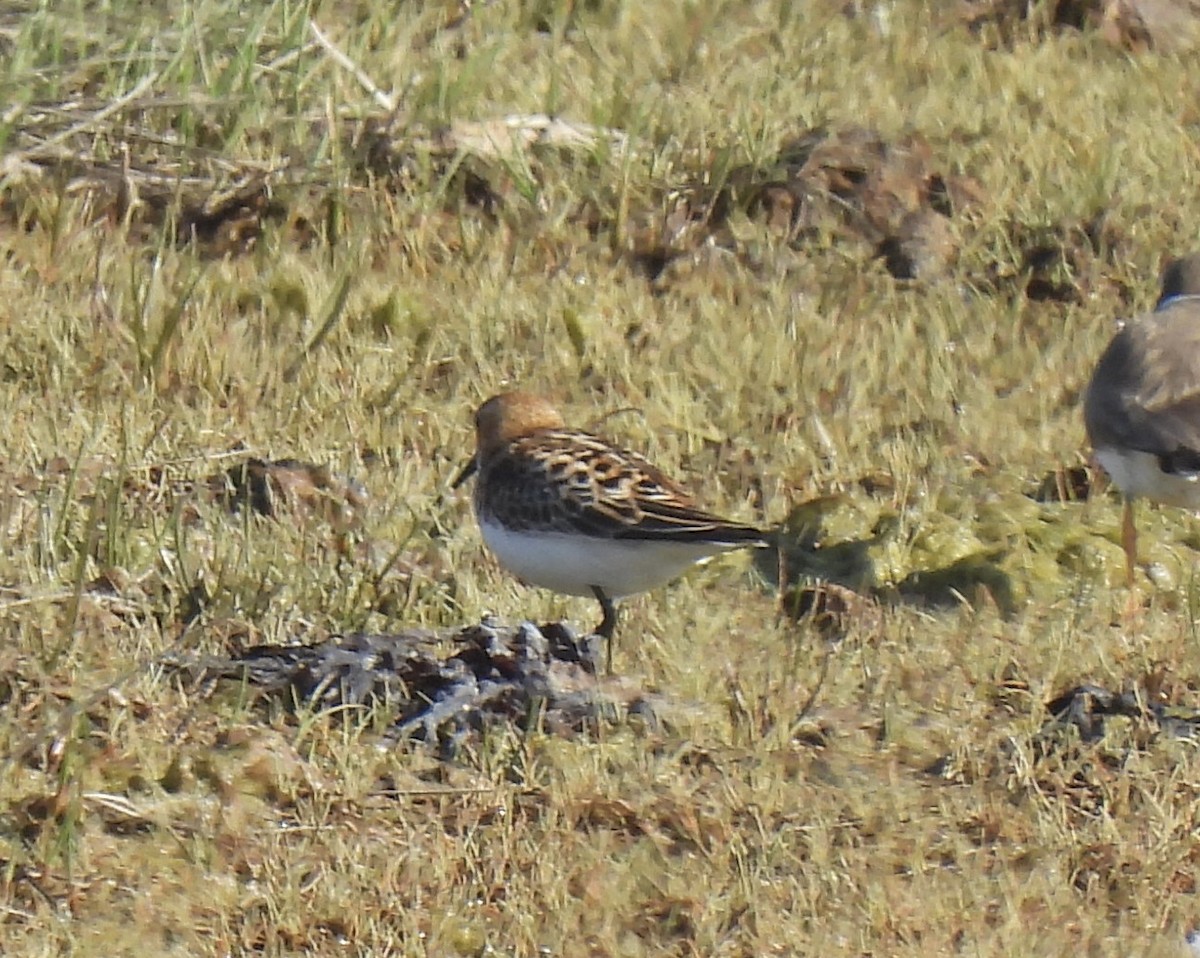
[1102,0,1200,50]
[1051,681,1200,744]
[622,125,984,284]
[985,680,1200,820]
[165,619,673,757]
[174,179,289,258]
[3,76,629,257]
[208,458,369,530]
[925,675,1200,821]
[609,124,1145,302]
[778,581,884,642]
[431,115,629,162]
[1,101,295,258]
[4,80,1133,306]
[1036,677,1200,749]
[981,210,1134,304]
[5,454,368,532]
[958,0,1200,51]
[1028,464,1097,502]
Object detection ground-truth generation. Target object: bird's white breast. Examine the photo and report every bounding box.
[478,518,739,599]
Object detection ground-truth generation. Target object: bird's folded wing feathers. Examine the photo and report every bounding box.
[486,432,764,543]
[1087,314,1200,463]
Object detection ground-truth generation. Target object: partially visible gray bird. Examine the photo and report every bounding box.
[1084,253,1200,584]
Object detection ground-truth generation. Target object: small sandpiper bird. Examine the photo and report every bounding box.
[452,391,768,670]
[1084,253,1200,586]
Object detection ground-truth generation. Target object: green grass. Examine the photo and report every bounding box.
[4,0,1200,954]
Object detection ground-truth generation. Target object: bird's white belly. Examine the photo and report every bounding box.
[1095,446,1200,508]
[479,519,734,599]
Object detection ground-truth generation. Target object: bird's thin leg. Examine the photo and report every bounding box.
[1119,497,1146,620]
[591,586,618,674]
[1121,497,1137,588]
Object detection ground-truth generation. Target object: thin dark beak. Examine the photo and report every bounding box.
[451,456,478,489]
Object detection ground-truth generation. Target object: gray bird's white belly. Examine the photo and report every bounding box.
[1095,446,1200,508]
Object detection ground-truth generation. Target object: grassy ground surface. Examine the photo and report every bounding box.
[4,1,1200,954]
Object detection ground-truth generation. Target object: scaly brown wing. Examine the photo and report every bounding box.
[478,430,765,544]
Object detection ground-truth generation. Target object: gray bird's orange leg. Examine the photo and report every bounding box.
[1121,497,1137,587]
[1120,497,1143,618]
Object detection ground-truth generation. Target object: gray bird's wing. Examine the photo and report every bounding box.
[1084,302,1200,471]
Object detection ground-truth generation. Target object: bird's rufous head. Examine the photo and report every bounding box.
[452,391,566,488]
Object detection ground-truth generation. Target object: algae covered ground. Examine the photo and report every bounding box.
[4,1,1200,954]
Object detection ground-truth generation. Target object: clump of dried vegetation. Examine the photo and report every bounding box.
[5,0,1200,954]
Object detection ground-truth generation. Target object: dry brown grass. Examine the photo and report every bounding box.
[5,1,1200,954]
